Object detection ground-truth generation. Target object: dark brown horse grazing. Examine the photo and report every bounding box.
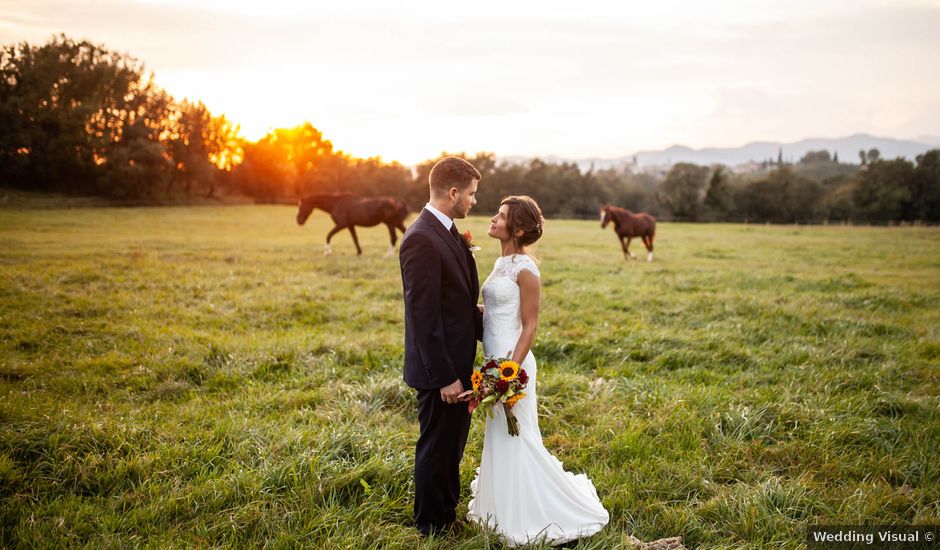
[296,193,409,256]
[600,205,656,262]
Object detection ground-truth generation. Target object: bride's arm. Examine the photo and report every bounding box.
[511,269,541,365]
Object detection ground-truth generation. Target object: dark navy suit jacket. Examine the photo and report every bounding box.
[399,208,483,389]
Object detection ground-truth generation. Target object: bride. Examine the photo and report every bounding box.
[462,195,609,547]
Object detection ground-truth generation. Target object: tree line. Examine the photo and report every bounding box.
[654,151,940,223]
[2,35,938,223]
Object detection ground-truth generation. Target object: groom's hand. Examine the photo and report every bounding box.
[440,379,468,404]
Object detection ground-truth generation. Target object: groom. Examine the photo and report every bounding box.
[399,156,483,536]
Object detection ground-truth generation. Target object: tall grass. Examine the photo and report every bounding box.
[1,205,938,548]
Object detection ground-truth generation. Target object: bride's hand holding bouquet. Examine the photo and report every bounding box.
[462,354,529,436]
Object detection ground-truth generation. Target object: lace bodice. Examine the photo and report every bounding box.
[482,255,540,344]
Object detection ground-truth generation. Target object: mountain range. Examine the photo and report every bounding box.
[500,134,938,172]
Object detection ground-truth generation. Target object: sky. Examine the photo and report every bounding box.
[1,0,939,165]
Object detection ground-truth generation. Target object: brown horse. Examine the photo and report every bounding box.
[600,205,656,261]
[296,193,409,256]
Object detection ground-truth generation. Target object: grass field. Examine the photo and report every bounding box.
[1,205,938,548]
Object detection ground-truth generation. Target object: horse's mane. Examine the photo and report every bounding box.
[606,205,636,223]
[608,205,633,216]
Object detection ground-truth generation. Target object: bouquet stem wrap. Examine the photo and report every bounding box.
[503,402,519,436]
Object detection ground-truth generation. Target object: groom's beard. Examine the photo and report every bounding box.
[454,202,473,219]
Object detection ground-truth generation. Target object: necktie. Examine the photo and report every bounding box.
[450,224,463,245]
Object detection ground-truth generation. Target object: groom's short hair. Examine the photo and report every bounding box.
[429,157,481,196]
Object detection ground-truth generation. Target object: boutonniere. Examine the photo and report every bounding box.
[462,230,481,252]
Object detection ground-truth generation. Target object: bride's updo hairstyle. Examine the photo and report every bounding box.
[501,195,544,251]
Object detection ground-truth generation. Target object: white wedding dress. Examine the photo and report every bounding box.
[467,254,609,547]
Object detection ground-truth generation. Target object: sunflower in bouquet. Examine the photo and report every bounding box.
[467,354,529,436]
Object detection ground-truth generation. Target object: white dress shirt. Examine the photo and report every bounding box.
[424,203,454,231]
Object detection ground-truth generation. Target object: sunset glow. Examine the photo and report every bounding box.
[2,0,938,164]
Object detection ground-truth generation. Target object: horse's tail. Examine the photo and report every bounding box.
[647,216,656,242]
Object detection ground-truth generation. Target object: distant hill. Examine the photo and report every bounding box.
[916,134,940,146]
[500,134,937,171]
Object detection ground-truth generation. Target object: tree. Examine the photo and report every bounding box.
[658,163,709,220]
[1,34,243,200]
[703,166,734,220]
[852,158,914,221]
[166,100,243,198]
[592,168,659,216]
[233,122,336,200]
[820,181,857,221]
[911,150,940,221]
[99,121,170,199]
[800,150,831,164]
[311,155,412,203]
[0,35,149,193]
[233,138,293,201]
[99,75,175,198]
[733,167,822,223]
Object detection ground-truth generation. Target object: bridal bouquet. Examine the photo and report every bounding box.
[467,354,529,436]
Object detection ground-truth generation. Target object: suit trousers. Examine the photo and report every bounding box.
[414,387,471,534]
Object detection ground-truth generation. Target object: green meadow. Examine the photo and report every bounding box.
[1,205,938,548]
